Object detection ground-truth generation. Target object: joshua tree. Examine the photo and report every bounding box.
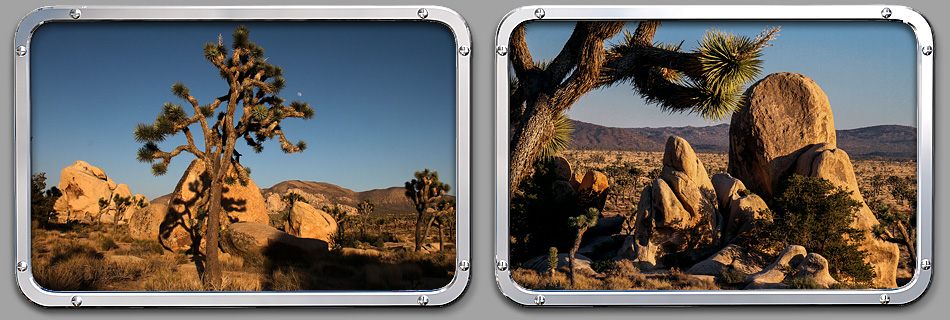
[508,21,779,196]
[133,25,314,289]
[282,192,310,207]
[357,199,375,215]
[405,169,451,252]
[323,205,349,249]
[568,207,599,288]
[423,197,456,251]
[547,246,559,275]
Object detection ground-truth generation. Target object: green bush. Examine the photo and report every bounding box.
[719,267,748,285]
[751,174,876,284]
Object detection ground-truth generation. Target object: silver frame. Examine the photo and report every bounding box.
[15,6,471,307]
[494,5,933,306]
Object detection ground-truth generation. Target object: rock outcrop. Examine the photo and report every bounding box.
[53,161,118,222]
[686,245,762,277]
[52,160,147,224]
[159,159,269,252]
[620,136,722,269]
[220,222,329,262]
[129,203,167,241]
[286,202,338,243]
[729,72,837,200]
[728,72,898,288]
[745,245,837,289]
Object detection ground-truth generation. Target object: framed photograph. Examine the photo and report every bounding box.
[15,6,471,307]
[495,5,932,306]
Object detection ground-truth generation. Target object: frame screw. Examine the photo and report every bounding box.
[458,260,470,271]
[922,45,933,56]
[496,46,508,56]
[534,295,545,305]
[417,8,428,19]
[881,8,892,19]
[15,45,27,57]
[71,296,83,307]
[417,295,429,306]
[496,260,509,271]
[458,46,470,56]
[921,259,931,270]
[69,9,81,19]
[16,261,28,272]
[535,8,546,19]
[879,294,890,304]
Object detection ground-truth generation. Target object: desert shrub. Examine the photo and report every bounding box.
[783,277,823,289]
[685,276,720,290]
[34,241,149,291]
[719,267,748,285]
[99,236,118,251]
[268,211,290,230]
[130,240,165,257]
[269,266,308,291]
[141,267,202,291]
[751,174,875,284]
[510,159,582,264]
[591,259,612,273]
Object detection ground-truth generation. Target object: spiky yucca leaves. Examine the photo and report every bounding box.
[604,25,779,121]
[405,169,451,252]
[538,113,574,160]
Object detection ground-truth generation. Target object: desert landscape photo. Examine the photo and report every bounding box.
[29,21,457,291]
[507,20,917,290]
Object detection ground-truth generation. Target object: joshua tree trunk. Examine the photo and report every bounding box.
[414,212,426,252]
[568,226,589,289]
[204,168,223,290]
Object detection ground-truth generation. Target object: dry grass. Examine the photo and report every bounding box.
[513,260,721,291]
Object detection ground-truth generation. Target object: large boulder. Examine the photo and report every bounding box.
[727,72,898,288]
[624,136,722,268]
[286,202,338,243]
[722,194,770,245]
[552,155,573,181]
[686,245,762,277]
[711,173,746,214]
[54,160,117,222]
[129,203,167,241]
[577,170,610,211]
[220,222,329,262]
[747,245,807,285]
[159,159,269,252]
[265,193,286,213]
[745,246,838,289]
[728,72,836,200]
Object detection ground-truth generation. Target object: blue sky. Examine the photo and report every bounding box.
[522,20,917,129]
[30,21,457,200]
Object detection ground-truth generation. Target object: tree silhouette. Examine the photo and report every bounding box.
[508,21,778,196]
[404,169,451,252]
[133,25,314,290]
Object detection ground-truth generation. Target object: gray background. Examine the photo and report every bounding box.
[3,0,945,316]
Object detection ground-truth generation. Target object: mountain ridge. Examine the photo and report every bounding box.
[569,120,917,159]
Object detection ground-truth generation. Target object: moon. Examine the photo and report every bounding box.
[297,92,302,97]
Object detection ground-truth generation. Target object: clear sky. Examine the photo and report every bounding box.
[522,20,917,129]
[30,21,457,200]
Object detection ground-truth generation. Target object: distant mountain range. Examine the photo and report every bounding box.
[261,180,417,215]
[570,120,917,159]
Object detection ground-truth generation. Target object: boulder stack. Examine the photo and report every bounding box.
[728,72,899,288]
[618,136,722,269]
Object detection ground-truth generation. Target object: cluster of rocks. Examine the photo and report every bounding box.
[52,158,339,260]
[51,160,149,224]
[550,156,612,212]
[534,72,899,289]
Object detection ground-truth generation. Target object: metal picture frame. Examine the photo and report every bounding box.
[494,5,932,306]
[15,6,471,307]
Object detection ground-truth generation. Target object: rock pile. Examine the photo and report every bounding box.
[52,160,149,224]
[618,136,722,269]
[728,72,898,288]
